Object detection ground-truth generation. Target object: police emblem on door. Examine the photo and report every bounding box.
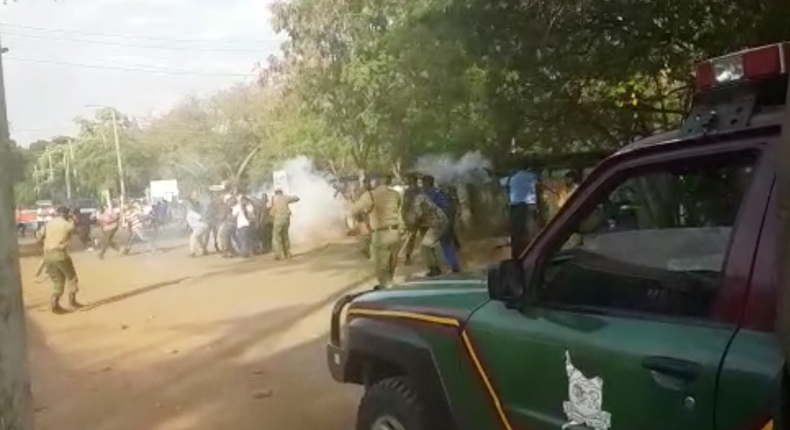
[562,351,612,430]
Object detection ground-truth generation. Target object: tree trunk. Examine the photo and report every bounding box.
[0,30,34,430]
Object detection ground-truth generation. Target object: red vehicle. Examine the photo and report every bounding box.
[15,208,37,236]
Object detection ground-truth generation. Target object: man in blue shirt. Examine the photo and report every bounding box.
[423,175,461,273]
[500,168,538,259]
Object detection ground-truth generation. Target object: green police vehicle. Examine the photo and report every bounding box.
[327,42,789,430]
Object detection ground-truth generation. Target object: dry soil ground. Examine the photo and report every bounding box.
[20,233,507,430]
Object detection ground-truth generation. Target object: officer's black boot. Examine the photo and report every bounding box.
[68,293,84,310]
[50,294,67,314]
[426,266,442,277]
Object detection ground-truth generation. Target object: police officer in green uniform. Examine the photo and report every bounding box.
[269,189,300,260]
[38,206,83,314]
[352,174,373,259]
[400,172,422,265]
[257,193,273,254]
[350,173,402,289]
[404,187,448,277]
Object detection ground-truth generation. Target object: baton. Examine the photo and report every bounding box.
[397,230,415,258]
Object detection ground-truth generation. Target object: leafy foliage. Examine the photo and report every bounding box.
[11,0,790,205]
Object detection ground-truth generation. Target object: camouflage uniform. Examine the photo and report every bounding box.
[269,192,300,259]
[257,194,273,254]
[404,192,448,276]
[400,176,422,265]
[351,180,402,288]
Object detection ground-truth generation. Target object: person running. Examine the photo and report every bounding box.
[97,205,121,259]
[72,206,93,250]
[186,200,209,257]
[122,204,159,254]
[38,206,83,314]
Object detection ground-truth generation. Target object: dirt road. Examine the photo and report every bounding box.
[21,238,372,430]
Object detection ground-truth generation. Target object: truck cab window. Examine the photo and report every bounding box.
[541,151,758,320]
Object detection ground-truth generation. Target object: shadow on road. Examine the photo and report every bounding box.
[29,275,370,430]
[79,277,195,311]
[24,234,507,430]
[195,241,364,281]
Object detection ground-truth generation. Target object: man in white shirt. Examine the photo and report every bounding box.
[186,201,209,257]
[36,207,46,232]
[232,195,255,258]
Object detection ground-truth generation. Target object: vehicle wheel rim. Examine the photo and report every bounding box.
[372,415,407,430]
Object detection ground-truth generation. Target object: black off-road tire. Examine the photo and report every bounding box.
[356,376,429,430]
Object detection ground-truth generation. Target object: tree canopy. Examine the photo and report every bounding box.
[11,0,790,206]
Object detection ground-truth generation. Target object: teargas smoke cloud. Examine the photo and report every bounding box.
[263,156,348,246]
[413,151,493,184]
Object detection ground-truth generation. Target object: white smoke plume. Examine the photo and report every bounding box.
[261,156,347,246]
[413,151,493,184]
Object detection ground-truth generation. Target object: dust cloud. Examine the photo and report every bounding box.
[413,151,493,184]
[264,156,347,246]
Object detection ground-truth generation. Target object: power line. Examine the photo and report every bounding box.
[4,57,255,77]
[0,22,282,44]
[2,30,282,53]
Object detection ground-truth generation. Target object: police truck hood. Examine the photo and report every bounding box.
[349,272,489,319]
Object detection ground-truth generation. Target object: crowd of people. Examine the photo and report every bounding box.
[29,163,570,313]
[183,189,300,260]
[347,166,579,289]
[31,186,303,315]
[346,172,465,289]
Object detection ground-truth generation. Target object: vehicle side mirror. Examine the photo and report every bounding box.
[487,259,526,306]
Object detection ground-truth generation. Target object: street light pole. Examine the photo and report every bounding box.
[0,30,35,430]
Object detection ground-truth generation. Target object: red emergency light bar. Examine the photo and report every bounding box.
[695,42,789,91]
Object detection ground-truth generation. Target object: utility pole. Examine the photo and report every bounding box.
[88,105,125,215]
[46,151,54,201]
[109,109,126,203]
[68,138,76,195]
[63,149,71,201]
[0,31,35,430]
[109,109,126,216]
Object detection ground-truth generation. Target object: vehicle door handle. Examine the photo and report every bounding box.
[641,356,701,382]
